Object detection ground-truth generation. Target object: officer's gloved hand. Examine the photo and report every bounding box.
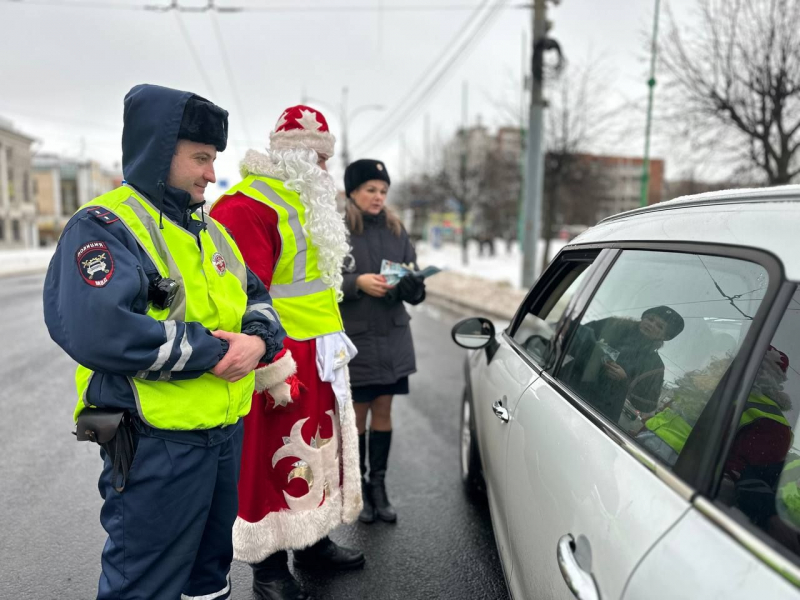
[396,273,426,305]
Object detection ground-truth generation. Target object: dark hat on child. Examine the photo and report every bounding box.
[344,159,391,197]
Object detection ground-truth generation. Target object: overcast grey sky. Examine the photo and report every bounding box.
[0,0,697,197]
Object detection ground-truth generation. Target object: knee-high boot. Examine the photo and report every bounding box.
[368,429,397,523]
[251,551,309,600]
[358,432,376,523]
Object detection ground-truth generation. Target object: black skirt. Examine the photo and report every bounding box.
[351,377,409,403]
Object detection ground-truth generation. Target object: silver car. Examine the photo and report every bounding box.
[453,187,800,599]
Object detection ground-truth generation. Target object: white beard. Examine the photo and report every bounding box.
[239,148,350,298]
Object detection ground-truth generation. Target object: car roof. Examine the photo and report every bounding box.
[569,185,800,280]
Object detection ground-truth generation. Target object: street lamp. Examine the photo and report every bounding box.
[303,87,384,170]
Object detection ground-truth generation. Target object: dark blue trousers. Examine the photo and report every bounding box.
[96,419,244,600]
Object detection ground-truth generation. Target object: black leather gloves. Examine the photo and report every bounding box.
[396,273,426,305]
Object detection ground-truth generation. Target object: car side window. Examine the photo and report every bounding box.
[716,286,800,560]
[511,260,592,366]
[554,250,770,471]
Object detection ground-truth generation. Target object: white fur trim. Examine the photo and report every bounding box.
[338,367,363,524]
[232,369,362,563]
[254,351,297,393]
[270,129,336,158]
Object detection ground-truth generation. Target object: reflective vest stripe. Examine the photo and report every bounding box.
[249,179,307,283]
[120,192,188,321]
[248,178,327,298]
[269,278,329,298]
[215,175,343,340]
[742,398,788,421]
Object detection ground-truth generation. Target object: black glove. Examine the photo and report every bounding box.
[396,273,426,305]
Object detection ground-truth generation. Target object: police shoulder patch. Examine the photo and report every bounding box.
[86,206,120,225]
[76,241,115,288]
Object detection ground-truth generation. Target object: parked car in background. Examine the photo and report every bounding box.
[453,187,800,599]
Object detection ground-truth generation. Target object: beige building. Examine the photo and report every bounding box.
[33,155,119,245]
[0,117,37,249]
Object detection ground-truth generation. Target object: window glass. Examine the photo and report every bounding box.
[717,286,800,559]
[512,261,592,365]
[555,250,769,468]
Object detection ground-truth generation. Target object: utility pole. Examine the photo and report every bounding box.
[460,81,469,266]
[640,0,661,207]
[520,0,549,288]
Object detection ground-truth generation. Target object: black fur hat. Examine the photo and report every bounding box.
[178,95,229,152]
[642,305,685,340]
[344,159,391,197]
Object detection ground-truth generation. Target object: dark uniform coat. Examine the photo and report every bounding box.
[340,210,423,387]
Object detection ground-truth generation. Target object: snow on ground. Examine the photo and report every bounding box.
[416,238,568,290]
[0,247,55,278]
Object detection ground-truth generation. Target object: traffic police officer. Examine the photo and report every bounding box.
[43,84,286,600]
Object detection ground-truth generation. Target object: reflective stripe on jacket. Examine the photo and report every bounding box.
[216,175,343,341]
[645,393,790,456]
[74,185,255,430]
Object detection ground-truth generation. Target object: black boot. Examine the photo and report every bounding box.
[251,551,310,600]
[358,432,376,524]
[293,536,365,571]
[368,430,397,523]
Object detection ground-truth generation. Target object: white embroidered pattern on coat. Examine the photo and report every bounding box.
[272,411,340,511]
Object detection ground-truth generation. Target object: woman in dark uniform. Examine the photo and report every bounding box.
[563,305,685,422]
[340,159,425,524]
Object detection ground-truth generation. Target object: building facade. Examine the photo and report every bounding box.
[0,118,37,249]
[33,155,119,245]
[549,153,666,228]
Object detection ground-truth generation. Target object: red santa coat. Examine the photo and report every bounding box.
[211,188,361,563]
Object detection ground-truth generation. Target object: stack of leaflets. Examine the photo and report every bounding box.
[380,260,442,286]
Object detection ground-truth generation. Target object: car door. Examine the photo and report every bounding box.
[469,250,603,571]
[468,331,539,569]
[503,246,778,599]
[624,283,800,599]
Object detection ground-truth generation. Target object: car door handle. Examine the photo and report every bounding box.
[557,535,599,600]
[492,399,509,423]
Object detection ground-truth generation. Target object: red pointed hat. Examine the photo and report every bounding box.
[269,105,336,158]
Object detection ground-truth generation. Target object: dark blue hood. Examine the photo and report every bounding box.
[122,84,194,222]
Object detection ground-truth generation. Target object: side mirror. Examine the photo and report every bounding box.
[452,317,496,349]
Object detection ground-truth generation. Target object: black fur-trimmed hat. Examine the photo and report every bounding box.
[642,305,685,340]
[178,95,229,152]
[344,159,391,197]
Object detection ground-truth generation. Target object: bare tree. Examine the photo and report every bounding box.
[661,0,800,184]
[540,59,620,271]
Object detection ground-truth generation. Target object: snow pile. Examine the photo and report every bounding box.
[0,247,55,278]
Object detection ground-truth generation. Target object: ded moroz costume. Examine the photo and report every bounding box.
[211,105,364,600]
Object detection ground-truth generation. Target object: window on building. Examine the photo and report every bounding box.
[7,168,14,202]
[11,220,20,241]
[0,218,4,241]
[23,172,30,203]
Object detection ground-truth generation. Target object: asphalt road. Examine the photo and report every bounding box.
[0,273,508,600]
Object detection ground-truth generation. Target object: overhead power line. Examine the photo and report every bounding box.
[2,0,528,12]
[174,10,219,99]
[353,0,509,156]
[209,11,255,150]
